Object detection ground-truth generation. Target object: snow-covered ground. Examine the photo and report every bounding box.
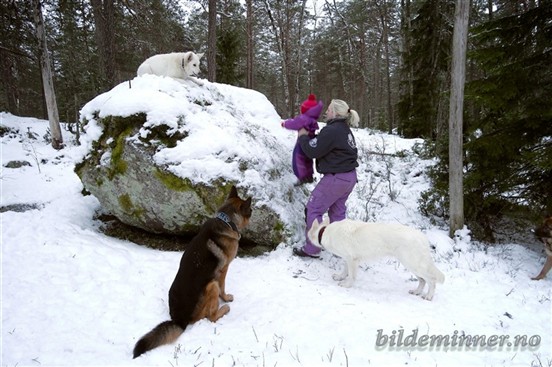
[2,83,551,367]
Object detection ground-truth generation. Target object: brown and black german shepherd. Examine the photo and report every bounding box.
[532,216,552,280]
[133,185,252,358]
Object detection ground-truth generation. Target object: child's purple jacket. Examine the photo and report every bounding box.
[282,101,324,183]
[282,101,323,136]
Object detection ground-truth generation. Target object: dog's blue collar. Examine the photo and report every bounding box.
[216,212,239,233]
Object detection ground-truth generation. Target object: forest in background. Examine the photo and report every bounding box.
[1,0,550,241]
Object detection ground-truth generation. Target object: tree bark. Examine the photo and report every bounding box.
[90,0,117,89]
[379,0,393,133]
[32,0,63,150]
[207,0,217,82]
[399,0,413,134]
[246,0,254,89]
[328,0,355,97]
[0,48,19,114]
[293,0,308,110]
[263,0,290,115]
[448,0,469,237]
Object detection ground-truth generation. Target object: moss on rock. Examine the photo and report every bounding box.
[141,124,188,148]
[155,168,194,192]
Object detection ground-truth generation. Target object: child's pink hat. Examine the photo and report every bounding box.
[301,94,317,114]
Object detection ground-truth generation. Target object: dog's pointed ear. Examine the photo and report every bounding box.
[228,185,238,199]
[322,216,330,226]
[197,53,204,59]
[241,196,252,209]
[186,52,194,62]
[242,197,252,214]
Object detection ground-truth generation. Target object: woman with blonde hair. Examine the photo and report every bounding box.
[293,99,360,258]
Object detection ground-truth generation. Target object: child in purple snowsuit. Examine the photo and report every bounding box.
[281,94,323,184]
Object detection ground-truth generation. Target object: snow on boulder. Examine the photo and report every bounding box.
[76,75,309,249]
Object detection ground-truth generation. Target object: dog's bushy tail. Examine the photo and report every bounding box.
[133,320,185,359]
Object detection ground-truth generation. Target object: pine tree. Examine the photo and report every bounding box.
[398,0,455,140]
[0,0,41,116]
[216,0,244,86]
[464,1,552,221]
[217,26,242,85]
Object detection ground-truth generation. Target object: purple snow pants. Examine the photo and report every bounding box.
[302,169,357,256]
[292,142,314,183]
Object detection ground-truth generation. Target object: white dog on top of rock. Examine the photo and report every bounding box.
[137,51,204,84]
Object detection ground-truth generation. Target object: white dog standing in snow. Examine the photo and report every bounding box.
[308,217,445,300]
[137,51,204,84]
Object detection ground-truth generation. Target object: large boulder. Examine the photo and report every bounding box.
[76,76,309,249]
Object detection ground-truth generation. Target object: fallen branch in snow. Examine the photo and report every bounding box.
[365,150,401,157]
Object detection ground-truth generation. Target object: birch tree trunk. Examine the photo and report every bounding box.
[32,0,63,150]
[448,0,469,237]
